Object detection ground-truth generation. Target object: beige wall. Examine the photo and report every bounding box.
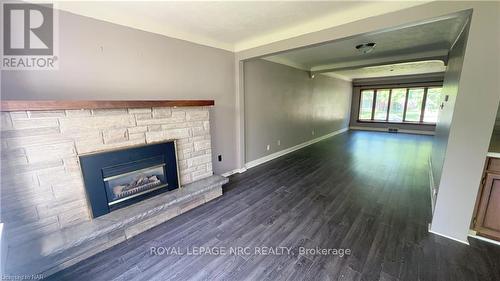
[0,10,236,175]
[2,1,499,244]
[244,59,351,162]
[236,1,500,242]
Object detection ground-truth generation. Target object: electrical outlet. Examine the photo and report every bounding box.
[218,155,222,162]
[266,144,270,151]
[277,140,281,146]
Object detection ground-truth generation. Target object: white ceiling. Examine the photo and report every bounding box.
[263,13,467,79]
[52,1,430,52]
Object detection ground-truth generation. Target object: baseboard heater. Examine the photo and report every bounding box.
[388,128,399,133]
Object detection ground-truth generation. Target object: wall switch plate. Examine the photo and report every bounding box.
[277,140,281,146]
[266,145,270,151]
[311,130,315,136]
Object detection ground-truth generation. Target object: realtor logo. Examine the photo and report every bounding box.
[2,2,58,70]
[4,3,53,55]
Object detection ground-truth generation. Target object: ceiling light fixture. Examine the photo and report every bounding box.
[355,42,376,54]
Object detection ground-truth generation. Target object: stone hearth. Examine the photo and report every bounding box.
[6,175,227,276]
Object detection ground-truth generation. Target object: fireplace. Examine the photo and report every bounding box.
[1,101,221,276]
[79,141,179,218]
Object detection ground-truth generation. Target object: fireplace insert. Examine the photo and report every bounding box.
[79,141,179,218]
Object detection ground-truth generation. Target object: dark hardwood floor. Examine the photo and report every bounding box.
[48,131,500,281]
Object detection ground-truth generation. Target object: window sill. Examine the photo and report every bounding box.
[357,120,436,126]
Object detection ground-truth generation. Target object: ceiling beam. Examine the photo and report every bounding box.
[310,49,449,75]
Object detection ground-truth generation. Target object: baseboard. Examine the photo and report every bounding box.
[0,223,4,276]
[428,157,437,214]
[468,232,500,246]
[428,223,470,245]
[221,167,247,177]
[349,126,435,135]
[245,127,349,170]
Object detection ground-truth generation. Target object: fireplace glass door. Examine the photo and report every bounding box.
[79,141,179,218]
[104,164,167,206]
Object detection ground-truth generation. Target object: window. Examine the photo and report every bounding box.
[359,90,374,120]
[374,89,390,120]
[405,88,424,122]
[358,86,442,124]
[423,87,442,123]
[388,88,406,122]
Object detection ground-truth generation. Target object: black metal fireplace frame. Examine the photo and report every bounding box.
[79,141,179,218]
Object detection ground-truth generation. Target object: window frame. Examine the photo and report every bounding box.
[357,85,442,125]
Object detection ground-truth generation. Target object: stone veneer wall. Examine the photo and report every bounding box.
[0,106,213,247]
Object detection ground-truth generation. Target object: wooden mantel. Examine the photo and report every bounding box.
[0,100,215,111]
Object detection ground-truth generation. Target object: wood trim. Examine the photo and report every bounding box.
[420,88,428,123]
[472,158,489,230]
[356,86,440,125]
[474,172,500,240]
[402,88,409,121]
[386,89,392,122]
[371,90,377,120]
[354,80,444,88]
[0,100,215,111]
[474,230,500,241]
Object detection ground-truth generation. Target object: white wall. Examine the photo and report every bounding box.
[244,59,351,162]
[430,23,468,195]
[430,3,500,242]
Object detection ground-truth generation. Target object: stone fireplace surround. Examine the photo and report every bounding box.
[0,101,228,276]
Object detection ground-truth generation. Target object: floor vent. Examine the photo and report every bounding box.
[388,128,399,133]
